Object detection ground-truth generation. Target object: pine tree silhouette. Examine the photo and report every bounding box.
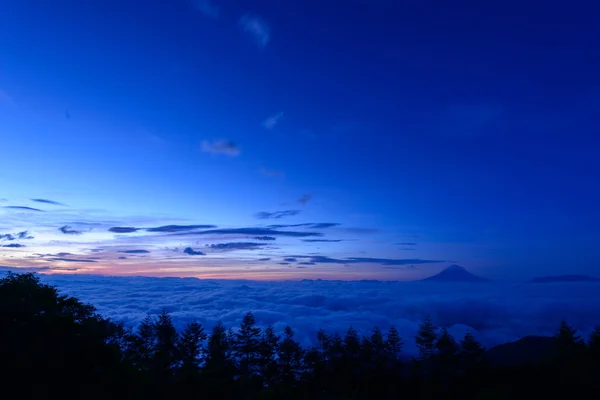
[459,330,486,373]
[178,320,206,375]
[416,316,438,360]
[278,326,304,386]
[258,324,279,386]
[234,311,262,377]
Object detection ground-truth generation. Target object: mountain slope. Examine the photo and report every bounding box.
[421,265,489,283]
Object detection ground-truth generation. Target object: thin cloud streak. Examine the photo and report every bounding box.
[31,199,67,206]
[192,0,219,18]
[3,206,44,212]
[255,210,301,220]
[263,112,284,129]
[240,14,270,50]
[259,168,285,178]
[172,227,324,238]
[202,140,240,156]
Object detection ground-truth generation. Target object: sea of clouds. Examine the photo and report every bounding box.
[20,274,600,354]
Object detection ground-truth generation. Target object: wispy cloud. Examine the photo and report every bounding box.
[255,210,301,220]
[118,250,151,254]
[268,223,339,229]
[0,231,34,241]
[254,236,276,241]
[1,243,26,248]
[208,242,267,251]
[298,194,312,205]
[147,225,216,233]
[202,140,240,156]
[286,255,442,266]
[48,258,97,263]
[31,198,67,206]
[59,225,83,235]
[396,242,418,246]
[183,247,205,256]
[263,112,284,129]
[3,206,44,212]
[302,239,343,243]
[109,227,140,233]
[173,227,323,238]
[192,0,219,18]
[239,14,270,50]
[259,168,285,178]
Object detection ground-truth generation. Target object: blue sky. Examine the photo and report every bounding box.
[1,0,599,280]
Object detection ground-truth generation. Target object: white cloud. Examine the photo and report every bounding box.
[263,112,284,130]
[192,0,219,18]
[201,139,240,156]
[28,274,600,355]
[239,14,270,50]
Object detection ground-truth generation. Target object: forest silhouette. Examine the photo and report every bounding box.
[2,272,600,399]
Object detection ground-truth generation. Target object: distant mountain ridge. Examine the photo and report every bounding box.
[527,275,600,283]
[421,265,489,283]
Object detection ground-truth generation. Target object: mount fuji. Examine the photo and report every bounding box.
[421,265,489,283]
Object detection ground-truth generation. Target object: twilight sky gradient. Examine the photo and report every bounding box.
[1,0,599,280]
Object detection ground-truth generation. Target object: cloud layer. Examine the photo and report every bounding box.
[26,273,600,355]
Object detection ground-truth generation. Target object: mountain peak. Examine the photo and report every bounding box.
[421,265,488,283]
[445,264,466,272]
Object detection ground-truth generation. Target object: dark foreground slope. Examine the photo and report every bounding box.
[2,272,600,400]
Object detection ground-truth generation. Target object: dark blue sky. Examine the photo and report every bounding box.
[1,0,599,280]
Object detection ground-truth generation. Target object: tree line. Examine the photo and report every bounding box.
[1,272,600,399]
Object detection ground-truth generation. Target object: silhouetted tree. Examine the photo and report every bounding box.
[205,321,231,371]
[343,326,362,363]
[434,327,459,387]
[436,328,458,365]
[459,331,486,373]
[554,320,585,364]
[258,324,279,386]
[277,326,304,386]
[152,309,179,376]
[0,273,127,398]
[316,328,331,363]
[555,320,583,347]
[416,316,438,360]
[588,326,600,362]
[386,326,403,364]
[177,320,206,375]
[131,315,157,371]
[235,312,262,377]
